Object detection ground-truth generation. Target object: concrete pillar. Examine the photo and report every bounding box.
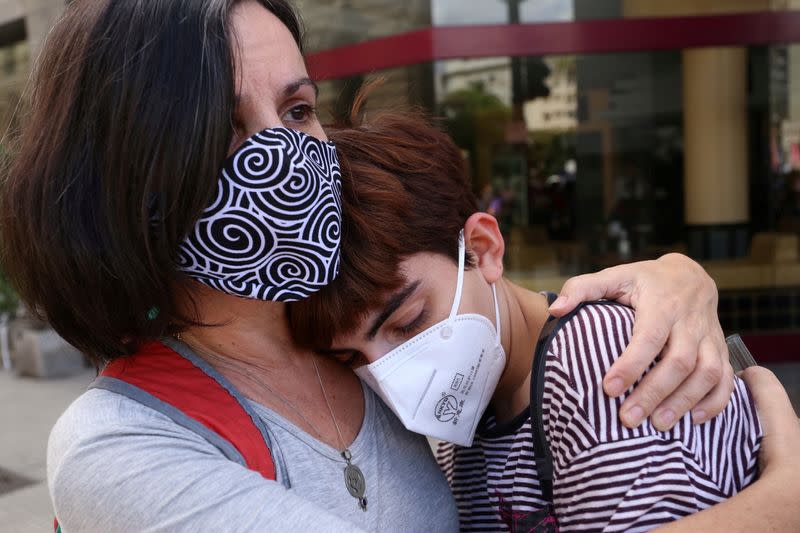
[621,0,771,258]
[683,47,750,257]
[682,49,749,219]
[10,326,86,378]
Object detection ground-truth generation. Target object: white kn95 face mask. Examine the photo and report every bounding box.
[355,231,506,447]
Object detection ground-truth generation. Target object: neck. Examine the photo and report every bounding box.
[179,281,310,373]
[176,281,366,450]
[490,279,551,422]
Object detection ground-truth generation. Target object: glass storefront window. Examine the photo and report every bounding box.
[321,43,794,279]
[305,5,800,347]
[424,45,793,282]
[295,0,430,52]
[316,63,435,124]
[577,0,799,21]
[773,44,800,234]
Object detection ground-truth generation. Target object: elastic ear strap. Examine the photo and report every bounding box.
[449,231,467,319]
[492,284,501,341]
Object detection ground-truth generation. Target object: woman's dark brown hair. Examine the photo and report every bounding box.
[288,103,478,350]
[0,0,302,364]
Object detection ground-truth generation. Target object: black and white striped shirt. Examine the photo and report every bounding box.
[436,302,762,532]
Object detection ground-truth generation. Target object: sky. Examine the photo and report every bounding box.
[432,0,573,26]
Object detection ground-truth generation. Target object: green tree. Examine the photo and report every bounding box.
[0,271,18,317]
[439,82,510,189]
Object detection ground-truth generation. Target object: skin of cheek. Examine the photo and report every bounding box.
[381,260,497,357]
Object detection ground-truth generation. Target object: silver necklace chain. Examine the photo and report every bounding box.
[181,336,325,438]
[311,356,346,450]
[175,333,368,511]
[311,356,368,511]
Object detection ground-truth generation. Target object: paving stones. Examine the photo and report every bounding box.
[0,368,94,532]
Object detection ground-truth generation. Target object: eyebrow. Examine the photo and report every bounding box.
[366,281,421,341]
[282,77,319,98]
[235,78,319,108]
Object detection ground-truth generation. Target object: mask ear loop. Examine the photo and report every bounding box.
[448,230,467,320]
[450,231,502,344]
[492,284,502,344]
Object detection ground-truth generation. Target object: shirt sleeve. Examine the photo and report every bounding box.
[48,389,365,533]
[542,303,762,532]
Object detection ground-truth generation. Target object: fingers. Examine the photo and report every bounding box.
[614,313,733,430]
[739,366,800,477]
[556,254,731,432]
[648,336,732,429]
[615,328,697,429]
[605,309,673,400]
[550,264,638,317]
[646,336,728,430]
[740,366,798,433]
[689,332,734,423]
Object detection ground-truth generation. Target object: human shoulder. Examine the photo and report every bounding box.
[48,387,220,493]
[543,301,634,396]
[535,305,762,531]
[536,302,637,457]
[543,302,760,450]
[49,387,207,453]
[48,388,222,531]
[48,389,366,532]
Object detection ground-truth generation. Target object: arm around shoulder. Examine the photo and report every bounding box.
[550,253,733,430]
[653,367,800,533]
[545,303,761,531]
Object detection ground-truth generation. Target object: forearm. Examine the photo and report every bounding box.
[660,367,800,532]
[653,471,800,533]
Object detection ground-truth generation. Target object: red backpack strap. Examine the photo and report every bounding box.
[96,341,276,480]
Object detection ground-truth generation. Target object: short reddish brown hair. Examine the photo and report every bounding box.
[287,110,478,349]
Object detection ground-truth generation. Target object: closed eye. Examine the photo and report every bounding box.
[323,349,367,368]
[395,308,428,338]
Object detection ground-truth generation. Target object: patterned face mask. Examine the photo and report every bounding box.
[178,127,342,302]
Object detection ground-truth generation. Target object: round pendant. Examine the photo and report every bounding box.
[343,463,366,499]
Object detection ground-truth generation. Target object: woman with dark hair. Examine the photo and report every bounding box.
[0,1,784,531]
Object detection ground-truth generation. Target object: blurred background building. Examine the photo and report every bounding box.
[0,0,798,361]
[296,0,800,362]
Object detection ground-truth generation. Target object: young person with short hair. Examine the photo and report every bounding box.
[290,111,788,532]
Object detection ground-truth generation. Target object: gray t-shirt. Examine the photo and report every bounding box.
[48,373,458,532]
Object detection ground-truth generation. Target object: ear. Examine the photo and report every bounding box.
[464,212,505,284]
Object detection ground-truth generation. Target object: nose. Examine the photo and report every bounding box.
[229,104,283,155]
[243,104,283,137]
[362,339,400,365]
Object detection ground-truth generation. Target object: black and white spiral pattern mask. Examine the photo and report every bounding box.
[178,127,342,302]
